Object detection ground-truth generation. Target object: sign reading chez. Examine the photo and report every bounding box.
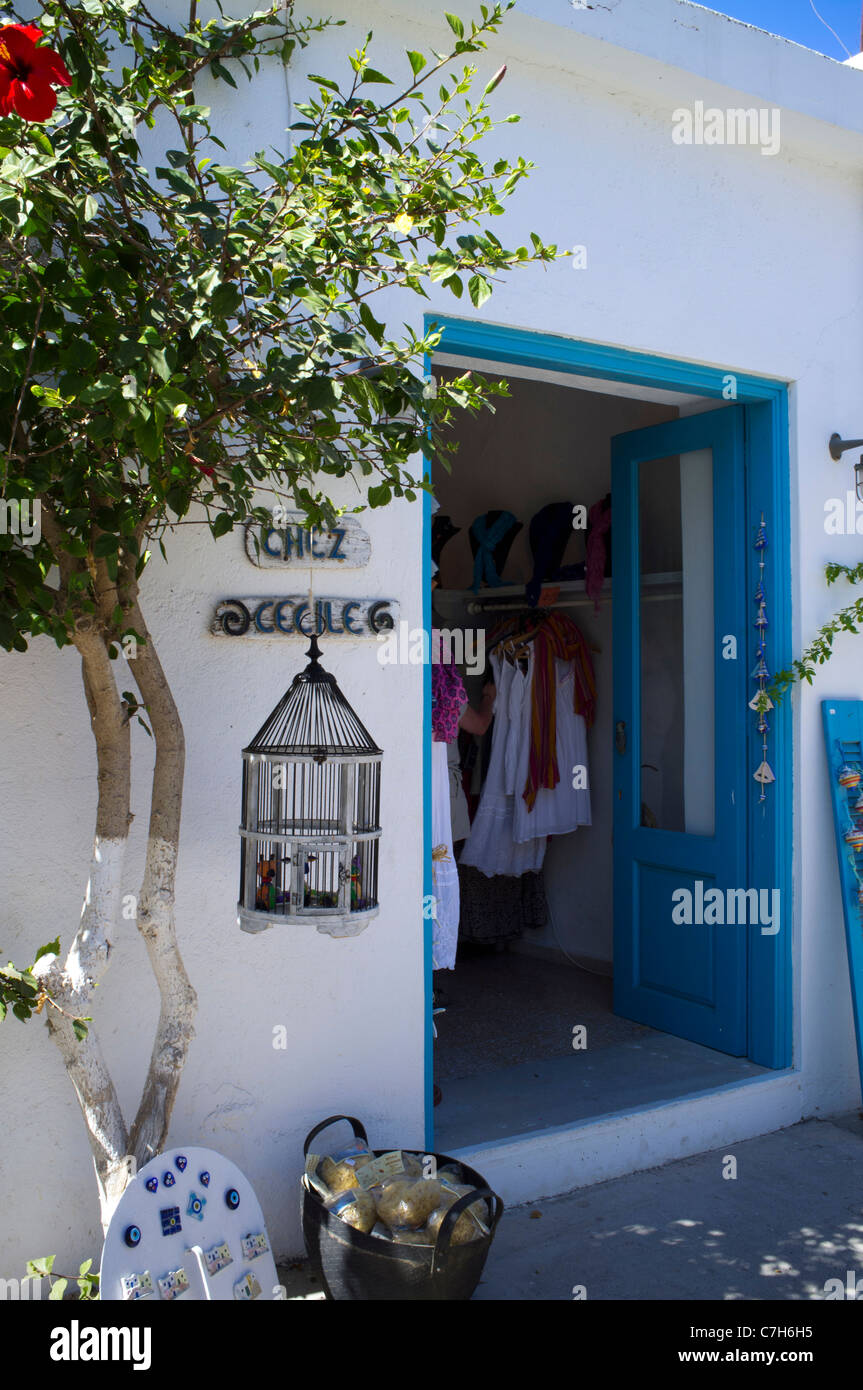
[244,514,370,569]
[211,596,397,639]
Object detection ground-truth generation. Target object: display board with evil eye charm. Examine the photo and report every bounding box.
[100,1146,279,1301]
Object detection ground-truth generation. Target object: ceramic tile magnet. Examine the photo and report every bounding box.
[204,1241,233,1276]
[162,1171,176,1188]
[175,1154,188,1173]
[199,1171,210,1187]
[158,1267,190,1301]
[160,1205,182,1237]
[145,1176,159,1193]
[241,1233,269,1261]
[186,1190,206,1222]
[121,1270,154,1301]
[233,1271,262,1301]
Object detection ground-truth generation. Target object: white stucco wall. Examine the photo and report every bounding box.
[4,0,863,1273]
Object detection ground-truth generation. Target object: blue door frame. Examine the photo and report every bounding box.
[422,316,793,1149]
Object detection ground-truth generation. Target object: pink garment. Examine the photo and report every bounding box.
[586,496,611,611]
[432,660,467,743]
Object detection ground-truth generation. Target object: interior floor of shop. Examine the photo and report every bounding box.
[433,948,766,1151]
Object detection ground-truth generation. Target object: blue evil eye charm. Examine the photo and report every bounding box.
[163,1171,175,1188]
[145,1176,159,1193]
[753,582,765,604]
[754,524,768,550]
[225,1187,241,1211]
[199,1171,210,1187]
[187,1191,206,1221]
[175,1155,187,1173]
[124,1224,142,1248]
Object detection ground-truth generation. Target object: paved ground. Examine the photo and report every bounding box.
[281,1113,863,1300]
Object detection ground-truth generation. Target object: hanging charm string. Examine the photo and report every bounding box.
[752,513,774,806]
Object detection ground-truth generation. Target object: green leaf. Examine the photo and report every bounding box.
[445,13,465,38]
[210,283,242,317]
[359,68,393,85]
[359,301,385,345]
[147,347,171,383]
[72,1018,89,1042]
[83,194,98,222]
[407,50,426,76]
[368,482,392,508]
[210,58,238,89]
[26,1256,55,1276]
[93,534,120,558]
[31,128,53,157]
[211,513,234,538]
[468,274,492,307]
[34,938,60,963]
[308,74,341,92]
[49,1278,68,1301]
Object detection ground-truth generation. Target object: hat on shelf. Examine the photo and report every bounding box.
[468,510,522,592]
[431,513,461,569]
[525,500,586,607]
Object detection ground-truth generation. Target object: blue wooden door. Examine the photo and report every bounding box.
[612,407,748,1053]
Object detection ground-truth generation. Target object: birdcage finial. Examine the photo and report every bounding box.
[305,631,323,671]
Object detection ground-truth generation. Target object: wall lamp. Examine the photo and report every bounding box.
[829,433,863,502]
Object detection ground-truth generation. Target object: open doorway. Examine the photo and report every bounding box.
[425,335,788,1153]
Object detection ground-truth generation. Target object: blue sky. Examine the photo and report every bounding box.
[698,1,860,58]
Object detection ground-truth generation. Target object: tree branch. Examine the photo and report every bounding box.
[122,590,197,1166]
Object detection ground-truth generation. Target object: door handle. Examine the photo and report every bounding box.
[615,720,627,755]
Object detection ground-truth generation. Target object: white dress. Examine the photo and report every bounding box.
[431,738,459,969]
[513,653,592,843]
[460,652,546,877]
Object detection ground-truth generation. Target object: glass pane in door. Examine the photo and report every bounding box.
[639,449,715,835]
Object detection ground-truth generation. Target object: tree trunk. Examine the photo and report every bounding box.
[31,538,197,1224]
[124,592,197,1167]
[33,618,133,1229]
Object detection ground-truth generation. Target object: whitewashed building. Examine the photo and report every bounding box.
[4,0,863,1275]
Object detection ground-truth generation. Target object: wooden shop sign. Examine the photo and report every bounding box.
[211,595,397,639]
[244,515,370,569]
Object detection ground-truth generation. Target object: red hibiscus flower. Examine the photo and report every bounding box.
[0,24,71,124]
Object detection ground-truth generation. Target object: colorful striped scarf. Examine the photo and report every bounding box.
[524,612,596,810]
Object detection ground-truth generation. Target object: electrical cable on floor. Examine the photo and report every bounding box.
[545,890,611,978]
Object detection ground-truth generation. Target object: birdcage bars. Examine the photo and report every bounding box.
[238,636,382,937]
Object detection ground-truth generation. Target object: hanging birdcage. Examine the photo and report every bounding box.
[238,635,382,937]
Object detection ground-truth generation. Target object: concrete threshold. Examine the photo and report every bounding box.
[446,1066,803,1208]
[435,1032,767,1150]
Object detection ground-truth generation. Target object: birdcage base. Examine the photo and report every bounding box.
[237,905,379,938]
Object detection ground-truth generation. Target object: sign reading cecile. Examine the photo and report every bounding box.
[211,597,397,639]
